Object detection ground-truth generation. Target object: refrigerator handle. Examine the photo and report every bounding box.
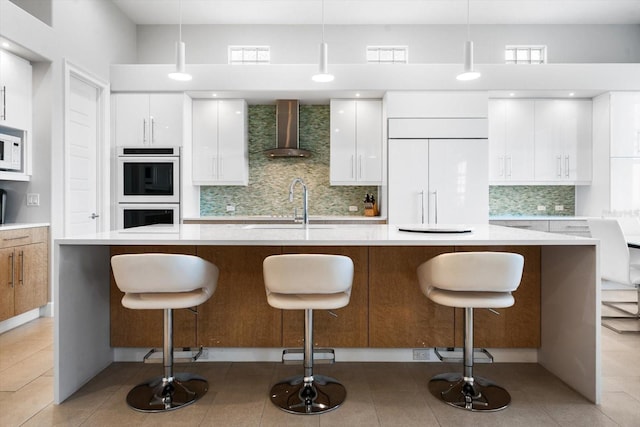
[431,190,438,224]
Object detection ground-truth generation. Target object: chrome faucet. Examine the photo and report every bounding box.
[289,177,309,226]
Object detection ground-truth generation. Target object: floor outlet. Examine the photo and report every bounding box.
[412,349,431,361]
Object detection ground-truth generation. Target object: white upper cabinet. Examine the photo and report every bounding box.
[488,99,535,183]
[610,92,640,157]
[534,99,592,183]
[192,99,248,185]
[0,50,32,132]
[113,93,186,146]
[330,99,383,185]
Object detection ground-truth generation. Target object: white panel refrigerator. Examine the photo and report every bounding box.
[388,138,489,224]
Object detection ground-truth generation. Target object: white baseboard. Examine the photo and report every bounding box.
[40,302,54,318]
[113,347,538,363]
[0,309,41,334]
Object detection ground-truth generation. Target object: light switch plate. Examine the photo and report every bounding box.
[226,204,235,212]
[348,206,358,212]
[26,193,40,206]
[555,205,564,211]
[537,205,546,211]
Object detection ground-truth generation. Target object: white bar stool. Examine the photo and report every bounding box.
[263,254,354,415]
[417,251,524,412]
[111,253,219,412]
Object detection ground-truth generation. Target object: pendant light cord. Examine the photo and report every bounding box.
[466,0,470,41]
[178,0,183,42]
[321,0,326,42]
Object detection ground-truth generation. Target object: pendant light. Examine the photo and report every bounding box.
[312,0,334,82]
[168,0,192,81]
[456,0,481,81]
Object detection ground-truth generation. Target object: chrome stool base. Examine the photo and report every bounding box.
[270,374,346,415]
[428,373,510,412]
[126,372,208,412]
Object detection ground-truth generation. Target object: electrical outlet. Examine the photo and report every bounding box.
[26,193,40,206]
[555,205,564,211]
[537,205,546,211]
[412,349,431,361]
[226,204,235,212]
[348,206,358,212]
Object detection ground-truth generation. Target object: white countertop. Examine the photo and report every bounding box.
[0,223,50,231]
[183,215,387,223]
[55,223,595,246]
[490,216,591,221]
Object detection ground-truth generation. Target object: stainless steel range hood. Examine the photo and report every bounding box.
[265,100,312,158]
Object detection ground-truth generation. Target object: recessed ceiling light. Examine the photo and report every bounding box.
[355,93,361,97]
[212,93,217,97]
[569,92,575,97]
[1,42,9,48]
[509,93,515,97]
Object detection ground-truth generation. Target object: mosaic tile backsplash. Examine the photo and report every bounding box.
[200,105,378,217]
[489,186,575,216]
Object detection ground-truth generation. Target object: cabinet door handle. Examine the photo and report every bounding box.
[565,155,570,177]
[8,252,14,288]
[219,157,224,179]
[431,190,439,224]
[636,131,640,155]
[350,155,355,179]
[358,155,363,179]
[419,190,425,224]
[143,118,147,143]
[556,156,562,177]
[498,156,504,177]
[506,155,512,177]
[212,156,217,179]
[1,85,6,120]
[150,117,155,143]
[18,250,24,286]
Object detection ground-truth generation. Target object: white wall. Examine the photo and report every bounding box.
[136,24,640,65]
[0,0,136,232]
[0,0,136,311]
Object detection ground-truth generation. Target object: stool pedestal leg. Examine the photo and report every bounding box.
[270,309,346,414]
[428,307,511,412]
[125,309,209,412]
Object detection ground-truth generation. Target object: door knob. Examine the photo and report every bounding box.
[89,213,100,219]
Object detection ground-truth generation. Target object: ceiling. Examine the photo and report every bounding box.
[111,0,640,26]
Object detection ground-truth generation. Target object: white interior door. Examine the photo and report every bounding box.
[66,75,98,236]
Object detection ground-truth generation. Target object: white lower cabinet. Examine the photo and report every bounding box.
[192,99,248,185]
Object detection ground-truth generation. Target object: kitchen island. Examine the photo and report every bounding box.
[54,223,599,404]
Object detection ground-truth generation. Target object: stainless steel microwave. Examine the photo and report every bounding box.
[0,132,22,171]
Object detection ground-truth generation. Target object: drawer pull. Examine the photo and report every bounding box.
[3,235,30,241]
[8,252,14,288]
[19,251,24,286]
[565,225,589,229]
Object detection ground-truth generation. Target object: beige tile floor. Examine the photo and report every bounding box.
[1,316,639,426]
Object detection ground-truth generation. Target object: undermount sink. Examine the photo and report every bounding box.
[242,224,336,230]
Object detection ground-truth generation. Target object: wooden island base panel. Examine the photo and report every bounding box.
[111,245,540,350]
[56,224,598,404]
